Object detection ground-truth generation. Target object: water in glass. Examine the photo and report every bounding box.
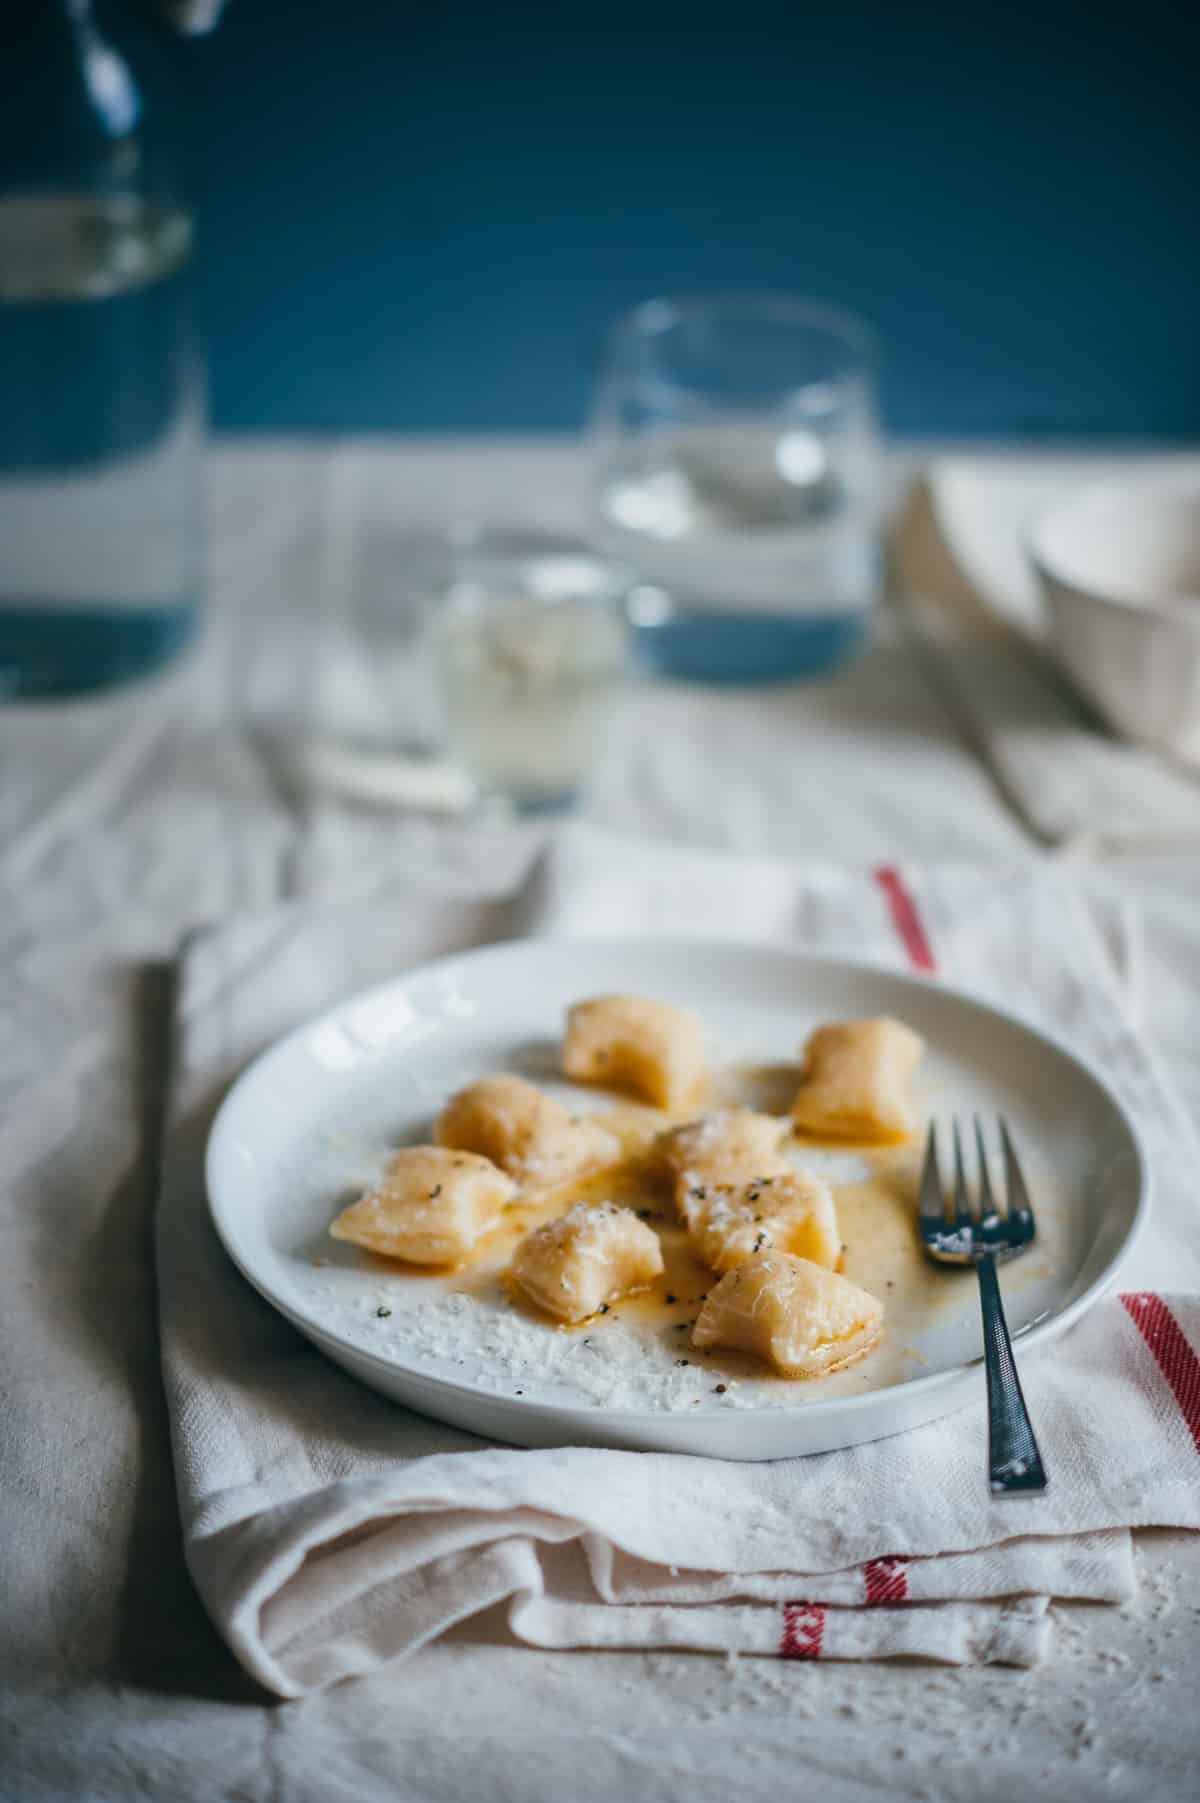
[0,194,202,697]
[589,297,882,682]
[432,532,628,812]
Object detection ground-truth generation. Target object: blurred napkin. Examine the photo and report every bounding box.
[158,829,1200,1697]
[890,460,1200,853]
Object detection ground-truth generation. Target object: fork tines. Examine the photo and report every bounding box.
[919,1117,1037,1261]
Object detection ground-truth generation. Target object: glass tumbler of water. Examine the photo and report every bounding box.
[0,1,205,698]
[431,527,629,814]
[588,294,882,683]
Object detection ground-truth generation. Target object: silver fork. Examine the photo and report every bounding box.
[918,1118,1048,1495]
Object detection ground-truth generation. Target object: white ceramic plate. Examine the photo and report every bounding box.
[206,937,1148,1461]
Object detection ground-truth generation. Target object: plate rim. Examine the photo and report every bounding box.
[204,933,1152,1425]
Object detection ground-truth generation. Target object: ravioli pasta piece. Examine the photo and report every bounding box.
[686,1169,840,1274]
[562,995,706,1113]
[691,1250,884,1377]
[790,1017,925,1144]
[655,1108,791,1225]
[510,1200,664,1324]
[330,1147,516,1267]
[435,1073,620,1188]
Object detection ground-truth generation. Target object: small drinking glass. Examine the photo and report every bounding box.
[431,526,629,813]
[588,293,883,682]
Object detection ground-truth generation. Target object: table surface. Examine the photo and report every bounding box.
[3,439,1198,1803]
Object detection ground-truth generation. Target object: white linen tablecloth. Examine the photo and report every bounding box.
[5,440,1200,1802]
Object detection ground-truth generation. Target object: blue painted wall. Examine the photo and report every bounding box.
[162,1,1199,435]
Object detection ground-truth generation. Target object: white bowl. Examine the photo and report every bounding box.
[1028,478,1200,764]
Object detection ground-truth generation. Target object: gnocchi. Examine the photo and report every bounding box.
[330,1146,516,1267]
[435,1073,620,1188]
[562,995,706,1112]
[510,1200,664,1324]
[691,1250,884,1376]
[655,1107,792,1225]
[686,1169,840,1274]
[791,1017,925,1144]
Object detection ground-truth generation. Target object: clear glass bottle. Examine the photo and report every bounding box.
[0,1,204,697]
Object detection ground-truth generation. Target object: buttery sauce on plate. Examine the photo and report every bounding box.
[352,1066,1053,1395]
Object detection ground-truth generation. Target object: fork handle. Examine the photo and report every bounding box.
[976,1253,1048,1494]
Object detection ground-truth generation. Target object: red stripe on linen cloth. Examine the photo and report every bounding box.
[779,1602,826,1659]
[1121,1293,1200,1459]
[873,866,937,973]
[863,1557,909,1604]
